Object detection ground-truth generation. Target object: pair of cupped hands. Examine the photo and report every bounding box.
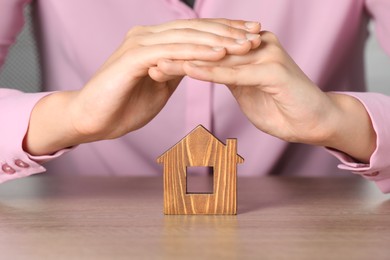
[27,19,375,163]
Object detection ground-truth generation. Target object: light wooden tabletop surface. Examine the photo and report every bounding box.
[0,175,389,260]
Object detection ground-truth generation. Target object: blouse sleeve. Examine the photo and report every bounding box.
[326,0,390,193]
[0,1,70,184]
[327,92,390,194]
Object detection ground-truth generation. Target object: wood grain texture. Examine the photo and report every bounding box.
[157,125,244,215]
[1,176,390,260]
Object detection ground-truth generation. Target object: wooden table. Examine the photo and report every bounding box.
[0,175,389,260]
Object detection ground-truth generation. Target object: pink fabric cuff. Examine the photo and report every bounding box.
[0,89,71,183]
[326,92,390,193]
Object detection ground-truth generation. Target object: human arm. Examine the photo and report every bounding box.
[23,19,262,156]
[158,31,376,163]
[1,17,261,182]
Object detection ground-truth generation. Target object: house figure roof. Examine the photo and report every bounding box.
[157,125,244,165]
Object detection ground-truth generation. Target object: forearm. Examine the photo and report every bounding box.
[314,92,376,163]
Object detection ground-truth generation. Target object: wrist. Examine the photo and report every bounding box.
[24,91,82,156]
[315,92,376,163]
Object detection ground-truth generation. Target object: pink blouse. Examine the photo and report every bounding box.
[1,0,390,192]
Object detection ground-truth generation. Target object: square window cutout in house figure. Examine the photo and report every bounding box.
[157,125,244,215]
[186,166,214,194]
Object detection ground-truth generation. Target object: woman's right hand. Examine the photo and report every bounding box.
[24,19,261,156]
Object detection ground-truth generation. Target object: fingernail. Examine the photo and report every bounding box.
[246,33,260,40]
[235,38,248,45]
[245,22,259,29]
[213,46,224,52]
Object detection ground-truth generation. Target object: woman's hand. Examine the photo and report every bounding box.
[25,19,261,155]
[159,31,376,162]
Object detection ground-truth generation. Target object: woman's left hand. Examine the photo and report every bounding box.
[157,31,376,163]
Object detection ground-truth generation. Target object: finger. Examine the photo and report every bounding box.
[183,62,271,86]
[138,29,259,55]
[148,66,180,82]
[148,67,183,95]
[143,19,261,40]
[157,53,259,79]
[188,50,260,68]
[202,18,261,33]
[146,19,260,33]
[120,44,227,78]
[157,59,185,76]
[186,33,280,68]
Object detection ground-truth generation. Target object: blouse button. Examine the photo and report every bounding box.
[15,159,30,168]
[2,163,16,174]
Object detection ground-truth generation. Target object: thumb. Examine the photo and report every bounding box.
[183,62,276,86]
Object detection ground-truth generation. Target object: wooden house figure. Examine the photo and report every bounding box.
[157,125,244,215]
